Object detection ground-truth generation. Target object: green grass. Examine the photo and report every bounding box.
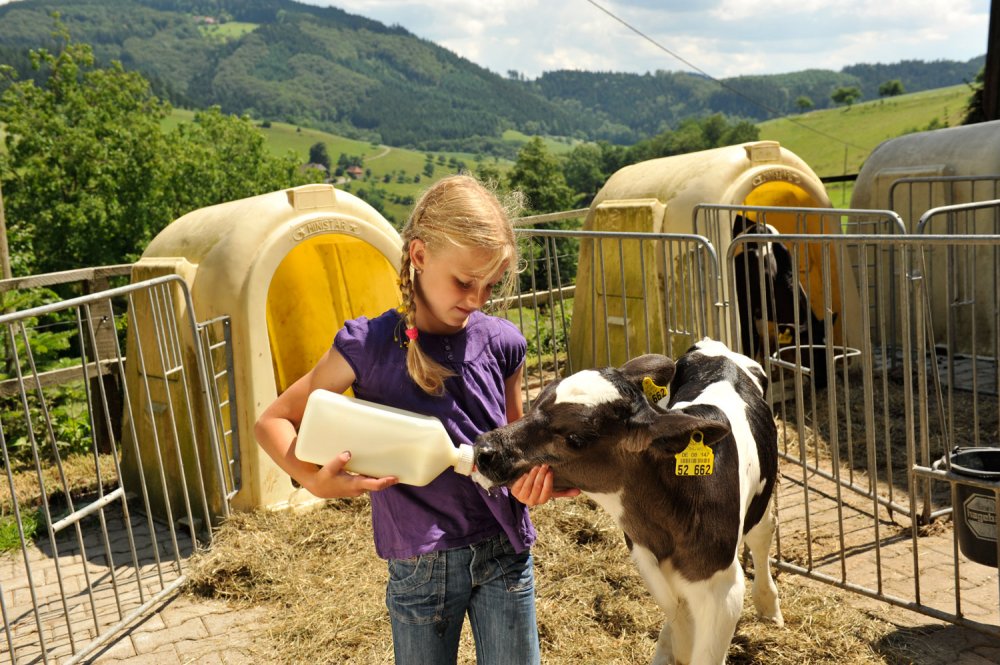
[197,21,258,42]
[163,109,379,160]
[758,85,971,179]
[502,129,581,156]
[0,510,38,552]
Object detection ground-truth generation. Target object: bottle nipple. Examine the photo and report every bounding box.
[454,443,475,476]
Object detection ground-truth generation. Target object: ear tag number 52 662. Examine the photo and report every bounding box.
[675,430,714,476]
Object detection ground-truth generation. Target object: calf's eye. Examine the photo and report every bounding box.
[565,434,586,449]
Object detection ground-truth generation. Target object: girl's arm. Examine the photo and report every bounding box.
[505,365,580,506]
[254,347,398,498]
[504,363,525,423]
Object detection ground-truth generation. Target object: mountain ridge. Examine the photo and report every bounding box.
[0,0,984,150]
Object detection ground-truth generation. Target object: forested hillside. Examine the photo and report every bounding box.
[533,60,984,137]
[0,0,984,152]
[0,0,599,148]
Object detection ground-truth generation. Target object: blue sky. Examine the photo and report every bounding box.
[304,0,990,79]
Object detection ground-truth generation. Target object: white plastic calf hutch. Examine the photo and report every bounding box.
[569,140,864,371]
[121,184,403,523]
[851,119,1000,230]
[851,120,1000,359]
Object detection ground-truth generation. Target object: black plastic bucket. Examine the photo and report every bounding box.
[946,447,1000,567]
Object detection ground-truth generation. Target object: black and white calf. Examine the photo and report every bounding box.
[474,339,783,665]
[732,215,831,389]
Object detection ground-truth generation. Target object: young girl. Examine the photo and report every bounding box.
[254,174,575,664]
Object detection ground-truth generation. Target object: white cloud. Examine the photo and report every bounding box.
[192,1,1000,78]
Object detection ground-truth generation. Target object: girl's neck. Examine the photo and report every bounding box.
[411,295,473,336]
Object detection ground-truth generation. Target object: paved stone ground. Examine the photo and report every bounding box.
[83,594,274,665]
[4,455,1000,664]
[773,456,1000,665]
[0,504,277,665]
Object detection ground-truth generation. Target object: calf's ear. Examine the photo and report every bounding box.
[619,354,675,394]
[627,410,730,455]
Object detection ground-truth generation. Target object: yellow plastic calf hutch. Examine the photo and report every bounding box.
[569,140,864,370]
[121,184,403,522]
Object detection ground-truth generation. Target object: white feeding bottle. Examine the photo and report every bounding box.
[294,389,475,486]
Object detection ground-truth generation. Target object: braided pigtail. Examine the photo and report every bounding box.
[399,236,455,396]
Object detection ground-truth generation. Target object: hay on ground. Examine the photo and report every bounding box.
[186,495,936,664]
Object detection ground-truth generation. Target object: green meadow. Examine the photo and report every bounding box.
[501,129,583,156]
[758,84,970,177]
[197,21,259,42]
[164,109,510,222]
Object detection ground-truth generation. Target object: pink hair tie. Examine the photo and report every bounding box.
[405,327,419,341]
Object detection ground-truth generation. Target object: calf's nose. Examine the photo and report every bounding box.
[474,445,496,471]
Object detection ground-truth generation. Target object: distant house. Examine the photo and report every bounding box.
[345,165,364,179]
[302,162,329,175]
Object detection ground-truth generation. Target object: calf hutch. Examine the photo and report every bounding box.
[568,140,864,372]
[120,184,403,523]
[850,120,1000,360]
[851,118,1000,229]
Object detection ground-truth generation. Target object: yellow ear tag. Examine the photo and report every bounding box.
[675,430,714,476]
[642,376,668,404]
[777,327,794,346]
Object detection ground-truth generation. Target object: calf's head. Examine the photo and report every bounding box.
[474,353,730,493]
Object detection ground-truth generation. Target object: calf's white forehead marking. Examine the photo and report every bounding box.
[554,370,621,406]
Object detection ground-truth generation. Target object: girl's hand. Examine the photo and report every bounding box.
[304,451,398,498]
[510,464,581,506]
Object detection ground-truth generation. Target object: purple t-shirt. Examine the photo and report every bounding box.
[334,308,536,560]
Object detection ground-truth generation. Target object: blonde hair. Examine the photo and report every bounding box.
[399,174,522,396]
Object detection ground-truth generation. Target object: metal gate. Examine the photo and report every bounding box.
[506,224,721,405]
[0,272,238,664]
[695,200,1000,637]
[889,175,1000,229]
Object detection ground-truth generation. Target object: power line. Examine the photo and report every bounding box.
[583,0,869,153]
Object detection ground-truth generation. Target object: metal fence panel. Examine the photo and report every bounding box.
[694,203,907,355]
[889,175,1000,231]
[0,275,236,664]
[500,228,720,405]
[502,222,1000,634]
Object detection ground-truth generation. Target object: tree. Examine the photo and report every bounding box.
[831,86,862,108]
[0,28,173,274]
[507,138,576,292]
[164,106,315,215]
[308,141,331,170]
[0,26,316,275]
[723,120,760,145]
[878,79,905,97]
[562,143,606,206]
[475,162,504,190]
[964,66,986,125]
[795,96,814,113]
[626,114,759,163]
[507,138,573,214]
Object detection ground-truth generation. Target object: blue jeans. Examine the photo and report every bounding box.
[385,533,540,665]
